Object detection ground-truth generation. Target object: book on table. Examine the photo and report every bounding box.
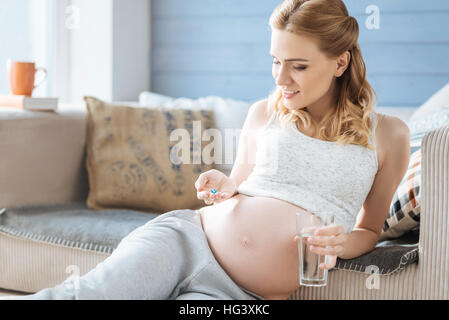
[0,94,58,111]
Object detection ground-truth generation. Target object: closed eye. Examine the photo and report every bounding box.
[272,60,307,71]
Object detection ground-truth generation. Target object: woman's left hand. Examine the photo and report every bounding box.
[294,224,347,270]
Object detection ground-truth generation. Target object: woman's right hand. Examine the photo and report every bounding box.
[195,169,236,205]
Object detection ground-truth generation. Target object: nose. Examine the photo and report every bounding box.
[274,64,292,87]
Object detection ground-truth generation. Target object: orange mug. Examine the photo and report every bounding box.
[6,60,47,96]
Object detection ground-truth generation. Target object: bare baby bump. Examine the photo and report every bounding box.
[199,194,312,300]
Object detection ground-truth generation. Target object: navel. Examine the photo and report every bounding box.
[241,236,250,247]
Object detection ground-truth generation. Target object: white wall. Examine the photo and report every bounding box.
[69,0,113,103]
[61,0,151,104]
[0,0,32,94]
[112,0,151,101]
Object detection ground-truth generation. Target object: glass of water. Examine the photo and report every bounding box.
[296,211,335,287]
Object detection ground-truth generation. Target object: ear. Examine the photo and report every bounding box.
[335,50,351,77]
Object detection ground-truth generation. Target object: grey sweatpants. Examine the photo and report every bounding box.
[17,209,264,300]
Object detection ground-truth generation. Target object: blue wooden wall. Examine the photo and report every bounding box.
[151,0,449,107]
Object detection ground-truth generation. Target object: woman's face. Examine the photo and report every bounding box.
[270,29,348,114]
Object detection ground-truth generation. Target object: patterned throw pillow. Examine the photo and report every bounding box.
[380,149,421,241]
[380,106,449,240]
[84,96,217,212]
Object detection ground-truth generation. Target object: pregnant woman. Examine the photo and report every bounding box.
[12,0,410,300]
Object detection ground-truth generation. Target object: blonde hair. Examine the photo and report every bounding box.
[268,0,378,150]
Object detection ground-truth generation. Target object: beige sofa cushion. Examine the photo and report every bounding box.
[0,109,89,208]
[84,96,216,212]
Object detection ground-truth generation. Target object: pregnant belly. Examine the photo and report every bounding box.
[199,193,313,300]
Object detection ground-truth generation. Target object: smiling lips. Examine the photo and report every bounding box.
[283,90,300,99]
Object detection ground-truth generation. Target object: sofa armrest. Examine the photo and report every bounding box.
[0,109,89,208]
[417,124,449,299]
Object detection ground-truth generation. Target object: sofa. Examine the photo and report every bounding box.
[0,93,448,300]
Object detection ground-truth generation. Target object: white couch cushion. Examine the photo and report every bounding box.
[139,92,253,133]
[409,82,449,121]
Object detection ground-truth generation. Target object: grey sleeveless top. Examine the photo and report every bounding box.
[237,111,379,233]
